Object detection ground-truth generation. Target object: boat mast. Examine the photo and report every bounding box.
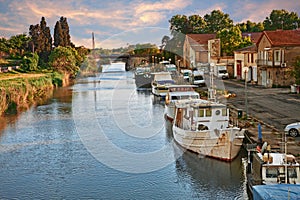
[208,63,216,102]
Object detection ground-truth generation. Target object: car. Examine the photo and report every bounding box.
[284,122,300,137]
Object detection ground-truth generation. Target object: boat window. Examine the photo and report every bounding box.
[198,109,204,117]
[215,110,220,116]
[206,108,212,117]
[222,108,227,116]
[288,168,297,178]
[266,168,278,178]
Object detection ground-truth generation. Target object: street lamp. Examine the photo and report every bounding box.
[244,68,249,119]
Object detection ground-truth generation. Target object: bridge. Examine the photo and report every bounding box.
[99,54,149,71]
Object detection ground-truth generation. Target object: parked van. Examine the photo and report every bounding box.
[181,69,192,82]
[189,70,205,86]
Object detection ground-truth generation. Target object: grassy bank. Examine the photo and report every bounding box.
[0,71,66,115]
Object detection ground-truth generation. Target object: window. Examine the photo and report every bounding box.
[288,168,297,178]
[198,109,204,117]
[268,51,272,61]
[274,50,281,62]
[222,108,227,116]
[266,168,278,178]
[215,110,220,116]
[206,108,212,117]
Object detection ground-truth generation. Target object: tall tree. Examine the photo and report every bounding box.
[204,10,234,33]
[54,21,63,47]
[54,16,72,47]
[263,9,300,30]
[29,17,52,64]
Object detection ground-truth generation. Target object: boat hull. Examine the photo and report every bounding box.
[172,125,244,161]
[164,104,175,122]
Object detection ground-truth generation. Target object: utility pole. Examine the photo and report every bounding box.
[92,32,95,50]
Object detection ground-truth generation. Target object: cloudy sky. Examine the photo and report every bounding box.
[1,0,300,49]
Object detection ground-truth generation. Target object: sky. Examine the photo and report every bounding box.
[0,0,300,49]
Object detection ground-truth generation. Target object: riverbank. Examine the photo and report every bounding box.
[0,71,70,116]
[228,104,300,162]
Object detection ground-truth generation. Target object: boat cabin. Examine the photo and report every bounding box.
[165,85,200,105]
[248,149,300,186]
[174,99,229,131]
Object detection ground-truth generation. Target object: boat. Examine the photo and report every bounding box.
[164,85,200,122]
[151,72,175,98]
[134,66,154,88]
[172,98,245,161]
[252,184,300,200]
[245,142,300,197]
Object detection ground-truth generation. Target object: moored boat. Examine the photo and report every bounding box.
[164,85,200,122]
[172,98,245,161]
[134,67,154,88]
[151,72,175,98]
[245,142,300,197]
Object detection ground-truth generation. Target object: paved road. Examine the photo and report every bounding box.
[222,79,300,131]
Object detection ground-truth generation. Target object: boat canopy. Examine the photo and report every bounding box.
[253,184,300,200]
[153,72,173,81]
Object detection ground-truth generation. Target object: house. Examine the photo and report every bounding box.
[256,29,300,87]
[183,33,261,78]
[234,32,262,81]
[182,34,218,69]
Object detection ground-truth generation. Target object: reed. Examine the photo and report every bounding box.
[0,72,63,115]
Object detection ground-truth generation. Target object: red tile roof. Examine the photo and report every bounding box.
[186,34,216,51]
[263,29,300,46]
[187,34,216,44]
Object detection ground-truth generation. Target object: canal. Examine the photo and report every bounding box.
[0,63,249,199]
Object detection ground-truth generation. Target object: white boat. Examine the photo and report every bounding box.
[172,98,245,161]
[164,85,200,122]
[151,72,175,98]
[246,142,300,196]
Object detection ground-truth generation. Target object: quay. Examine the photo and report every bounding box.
[228,104,300,162]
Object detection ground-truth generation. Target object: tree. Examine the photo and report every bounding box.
[188,15,207,33]
[160,35,170,50]
[54,16,72,47]
[54,21,63,47]
[263,9,300,30]
[48,46,79,77]
[204,10,234,33]
[21,53,39,71]
[292,56,300,85]
[237,20,264,32]
[217,26,252,56]
[169,15,192,37]
[8,34,31,56]
[29,17,52,64]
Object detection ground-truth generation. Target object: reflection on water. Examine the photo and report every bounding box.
[0,63,248,199]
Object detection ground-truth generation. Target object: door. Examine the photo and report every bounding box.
[261,70,267,87]
[237,61,242,79]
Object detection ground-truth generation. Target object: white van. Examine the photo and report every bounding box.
[190,70,205,86]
